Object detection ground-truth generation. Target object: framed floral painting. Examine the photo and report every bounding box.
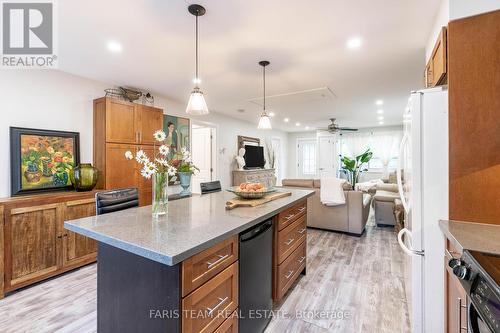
[10,127,80,195]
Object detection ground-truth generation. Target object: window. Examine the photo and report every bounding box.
[368,157,398,170]
[298,139,317,177]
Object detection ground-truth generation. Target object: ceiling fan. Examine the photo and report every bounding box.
[317,118,358,133]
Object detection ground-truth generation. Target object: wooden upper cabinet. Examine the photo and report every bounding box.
[6,203,62,289]
[137,105,163,145]
[105,99,138,143]
[62,199,97,267]
[425,26,447,87]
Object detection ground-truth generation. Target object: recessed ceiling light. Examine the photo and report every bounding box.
[284,118,290,122]
[375,100,383,106]
[377,109,384,114]
[378,116,384,121]
[295,122,301,126]
[346,37,362,49]
[269,112,275,117]
[107,40,122,53]
[379,121,384,125]
[305,126,310,130]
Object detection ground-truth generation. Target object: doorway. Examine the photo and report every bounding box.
[297,138,317,179]
[191,122,217,194]
[271,137,282,185]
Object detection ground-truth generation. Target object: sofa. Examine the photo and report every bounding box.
[281,179,371,236]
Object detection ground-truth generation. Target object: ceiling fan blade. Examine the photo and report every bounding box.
[339,127,358,131]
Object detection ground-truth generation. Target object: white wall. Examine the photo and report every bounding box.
[450,0,500,19]
[426,0,449,62]
[0,70,288,197]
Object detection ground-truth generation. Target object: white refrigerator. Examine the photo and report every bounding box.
[397,87,448,333]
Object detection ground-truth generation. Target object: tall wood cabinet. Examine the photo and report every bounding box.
[0,191,98,298]
[93,98,163,206]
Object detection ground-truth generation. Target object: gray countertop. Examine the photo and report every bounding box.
[64,189,314,266]
[439,220,500,256]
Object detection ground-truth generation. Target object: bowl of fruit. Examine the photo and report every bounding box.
[227,182,277,199]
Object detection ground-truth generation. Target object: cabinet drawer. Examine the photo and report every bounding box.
[276,240,306,300]
[214,312,238,333]
[182,262,239,333]
[182,236,238,297]
[277,201,307,231]
[277,216,307,264]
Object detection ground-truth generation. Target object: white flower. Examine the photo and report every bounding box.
[167,165,177,176]
[181,147,187,154]
[135,150,149,164]
[140,167,153,179]
[159,145,169,156]
[153,130,166,142]
[155,158,169,166]
[124,151,134,160]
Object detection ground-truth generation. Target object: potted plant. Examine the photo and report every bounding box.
[124,130,177,218]
[176,147,199,196]
[340,148,373,190]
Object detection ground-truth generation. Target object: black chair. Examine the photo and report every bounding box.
[200,181,221,194]
[95,188,139,215]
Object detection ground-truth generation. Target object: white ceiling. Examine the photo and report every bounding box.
[58,0,440,132]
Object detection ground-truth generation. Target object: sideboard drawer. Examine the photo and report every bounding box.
[182,262,239,333]
[276,240,306,300]
[277,200,307,231]
[277,215,307,264]
[182,235,238,297]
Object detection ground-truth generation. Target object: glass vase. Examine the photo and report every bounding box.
[152,172,168,218]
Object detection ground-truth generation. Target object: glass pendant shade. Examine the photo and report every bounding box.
[186,87,209,115]
[258,112,272,129]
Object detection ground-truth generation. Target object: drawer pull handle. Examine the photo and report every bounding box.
[297,228,306,234]
[298,256,306,264]
[285,270,294,279]
[284,238,295,246]
[285,214,295,220]
[206,296,228,316]
[206,254,229,269]
[298,207,306,212]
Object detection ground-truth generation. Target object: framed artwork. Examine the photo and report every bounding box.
[163,115,190,185]
[10,127,80,196]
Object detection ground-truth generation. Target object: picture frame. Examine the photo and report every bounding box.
[163,115,190,185]
[10,127,80,196]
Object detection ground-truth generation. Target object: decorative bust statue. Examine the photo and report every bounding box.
[235,147,246,170]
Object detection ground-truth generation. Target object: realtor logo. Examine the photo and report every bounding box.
[1,1,57,68]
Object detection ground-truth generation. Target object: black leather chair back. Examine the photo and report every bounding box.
[200,181,221,194]
[96,188,139,215]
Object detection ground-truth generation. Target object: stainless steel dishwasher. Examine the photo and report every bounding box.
[239,219,273,333]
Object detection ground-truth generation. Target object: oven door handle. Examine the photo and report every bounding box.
[468,300,481,333]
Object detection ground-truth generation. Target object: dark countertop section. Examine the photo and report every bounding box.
[439,219,500,255]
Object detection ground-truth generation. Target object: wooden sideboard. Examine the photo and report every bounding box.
[93,97,164,206]
[232,169,276,187]
[0,191,98,298]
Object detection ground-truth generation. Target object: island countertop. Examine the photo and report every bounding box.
[64,189,314,266]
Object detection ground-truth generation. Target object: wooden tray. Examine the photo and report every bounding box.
[225,191,291,210]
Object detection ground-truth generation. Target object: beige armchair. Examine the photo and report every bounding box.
[281,179,371,236]
[372,183,400,226]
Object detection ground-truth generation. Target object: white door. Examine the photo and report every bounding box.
[318,136,337,178]
[271,137,282,185]
[191,126,213,194]
[297,139,317,179]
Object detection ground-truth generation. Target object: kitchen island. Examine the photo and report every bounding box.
[64,189,313,333]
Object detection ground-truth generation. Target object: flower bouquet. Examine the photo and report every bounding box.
[124,130,177,218]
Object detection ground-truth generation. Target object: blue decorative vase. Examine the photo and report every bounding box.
[178,172,192,196]
[53,172,68,186]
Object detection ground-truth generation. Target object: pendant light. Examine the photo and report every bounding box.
[257,60,272,129]
[186,4,209,115]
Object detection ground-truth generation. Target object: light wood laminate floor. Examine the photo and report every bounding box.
[0,226,410,333]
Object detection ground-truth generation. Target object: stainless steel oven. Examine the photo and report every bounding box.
[448,250,499,333]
